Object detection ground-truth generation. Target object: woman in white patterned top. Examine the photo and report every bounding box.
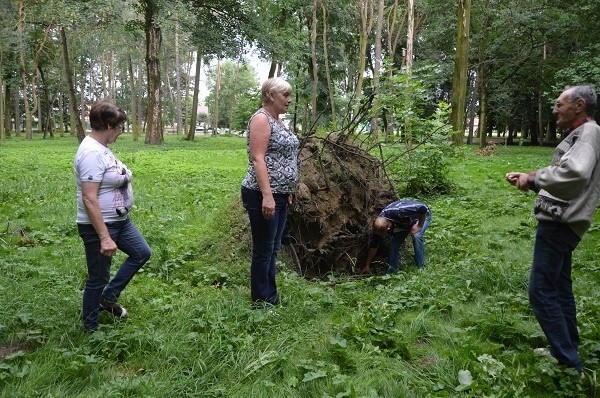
[74,100,151,331]
[241,77,299,306]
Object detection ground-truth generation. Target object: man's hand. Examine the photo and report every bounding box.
[410,224,422,235]
[505,172,531,192]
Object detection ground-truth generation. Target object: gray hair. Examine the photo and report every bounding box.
[261,77,292,103]
[566,85,597,116]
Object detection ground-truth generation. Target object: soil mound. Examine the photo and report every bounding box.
[286,135,396,277]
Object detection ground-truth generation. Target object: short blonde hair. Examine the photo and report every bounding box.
[261,77,292,103]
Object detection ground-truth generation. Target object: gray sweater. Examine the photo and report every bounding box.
[534,121,600,237]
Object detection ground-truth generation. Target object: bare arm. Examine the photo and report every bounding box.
[81,181,117,257]
[361,246,379,273]
[411,212,427,235]
[248,113,275,219]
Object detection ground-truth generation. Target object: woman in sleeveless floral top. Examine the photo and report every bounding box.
[241,77,299,306]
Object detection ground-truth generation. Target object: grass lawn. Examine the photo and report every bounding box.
[0,134,598,397]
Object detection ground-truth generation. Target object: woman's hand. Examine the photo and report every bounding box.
[262,194,275,219]
[100,236,118,257]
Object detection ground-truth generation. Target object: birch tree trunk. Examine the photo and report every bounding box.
[175,25,183,135]
[405,0,414,70]
[183,51,194,134]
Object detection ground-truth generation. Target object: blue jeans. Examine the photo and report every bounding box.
[241,187,288,305]
[529,221,582,371]
[412,211,431,268]
[388,211,431,273]
[78,218,151,330]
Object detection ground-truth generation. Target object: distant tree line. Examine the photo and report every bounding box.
[0,0,597,146]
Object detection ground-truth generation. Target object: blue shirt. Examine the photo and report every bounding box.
[379,200,430,231]
[369,200,430,247]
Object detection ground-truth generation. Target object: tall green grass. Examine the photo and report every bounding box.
[0,136,597,397]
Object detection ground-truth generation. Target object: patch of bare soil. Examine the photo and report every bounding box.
[285,135,396,277]
[0,341,30,362]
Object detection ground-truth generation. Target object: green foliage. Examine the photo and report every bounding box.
[375,69,457,195]
[552,44,600,96]
[0,137,598,397]
[205,60,260,130]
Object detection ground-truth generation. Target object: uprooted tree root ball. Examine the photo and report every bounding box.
[284,135,396,278]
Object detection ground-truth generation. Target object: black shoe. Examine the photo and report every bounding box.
[100,300,129,318]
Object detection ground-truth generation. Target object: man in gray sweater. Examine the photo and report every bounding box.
[506,85,599,374]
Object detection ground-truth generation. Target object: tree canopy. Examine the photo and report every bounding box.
[0,0,597,145]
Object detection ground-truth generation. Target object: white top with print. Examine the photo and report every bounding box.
[74,136,133,223]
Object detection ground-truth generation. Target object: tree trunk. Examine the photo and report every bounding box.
[354,0,373,116]
[128,56,141,141]
[3,85,11,137]
[478,70,488,148]
[183,51,194,134]
[14,90,21,136]
[0,54,4,141]
[212,57,221,135]
[144,0,163,145]
[538,94,544,146]
[58,94,65,136]
[321,3,336,129]
[370,0,384,141]
[175,25,183,135]
[476,0,488,148]
[450,0,471,145]
[38,66,54,139]
[186,48,202,141]
[405,0,414,70]
[466,71,477,145]
[384,0,407,138]
[60,27,85,142]
[310,0,319,126]
[17,1,33,139]
[0,68,4,141]
[227,60,241,133]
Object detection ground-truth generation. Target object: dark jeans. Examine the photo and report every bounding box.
[241,187,288,305]
[78,218,151,330]
[529,221,582,371]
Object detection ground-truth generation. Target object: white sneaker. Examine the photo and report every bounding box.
[533,347,553,358]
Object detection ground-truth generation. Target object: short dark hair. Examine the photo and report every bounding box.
[567,85,597,117]
[89,100,127,131]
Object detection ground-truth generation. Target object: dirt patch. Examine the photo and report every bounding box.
[0,341,30,362]
[285,135,396,277]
